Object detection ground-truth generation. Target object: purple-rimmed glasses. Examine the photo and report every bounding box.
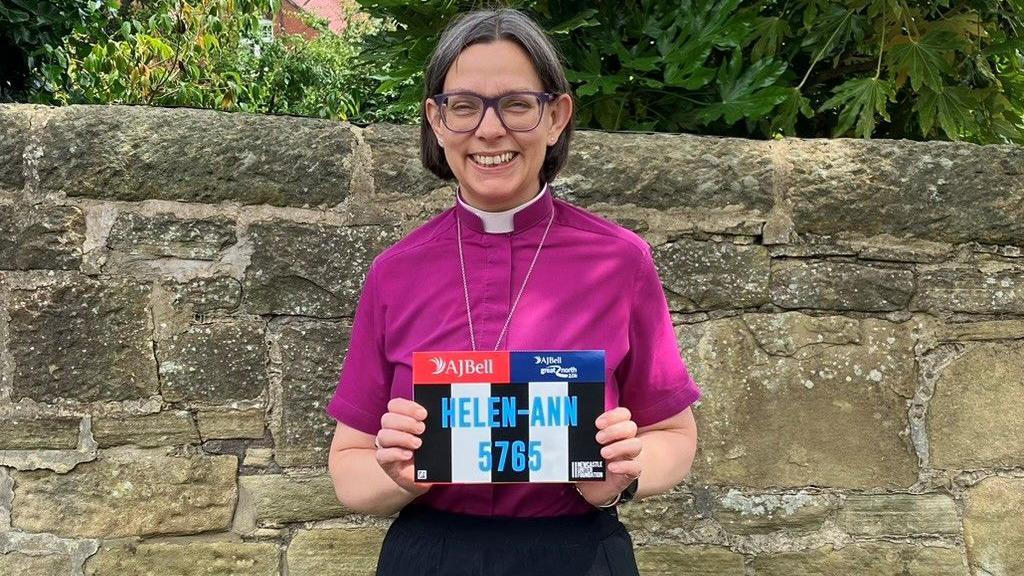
[431,91,558,133]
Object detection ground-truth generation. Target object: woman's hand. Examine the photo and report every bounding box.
[575,407,642,507]
[375,397,432,497]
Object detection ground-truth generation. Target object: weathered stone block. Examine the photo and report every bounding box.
[168,274,242,314]
[0,414,80,450]
[655,239,769,312]
[751,543,966,575]
[0,203,84,270]
[85,540,279,576]
[12,448,237,537]
[912,261,1024,315]
[241,222,400,317]
[838,493,960,537]
[35,105,355,207]
[364,123,446,197]
[274,320,347,467]
[557,131,774,213]
[7,276,158,402]
[929,340,1024,469]
[107,212,236,260]
[197,407,265,440]
[785,138,1024,246]
[964,476,1024,576]
[286,528,387,576]
[634,545,745,576]
[91,410,199,447]
[770,259,914,311]
[158,320,267,403]
[618,490,702,542]
[238,473,347,526]
[0,105,27,190]
[933,319,1024,342]
[0,551,72,576]
[243,447,274,467]
[713,489,836,535]
[680,312,918,488]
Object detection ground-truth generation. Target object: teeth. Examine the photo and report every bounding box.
[472,152,516,166]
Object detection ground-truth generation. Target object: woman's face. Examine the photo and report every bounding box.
[425,39,572,212]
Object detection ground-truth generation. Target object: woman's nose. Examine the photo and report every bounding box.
[476,105,507,137]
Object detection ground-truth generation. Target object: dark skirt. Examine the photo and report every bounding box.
[375,504,640,576]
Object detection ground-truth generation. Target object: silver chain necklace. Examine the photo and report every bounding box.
[456,206,556,351]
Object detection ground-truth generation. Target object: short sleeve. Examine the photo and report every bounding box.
[325,260,394,435]
[615,244,702,428]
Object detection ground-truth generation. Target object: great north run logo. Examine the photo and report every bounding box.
[430,357,495,377]
[535,355,579,379]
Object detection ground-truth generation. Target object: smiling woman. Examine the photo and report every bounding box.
[324,8,701,576]
[421,33,574,212]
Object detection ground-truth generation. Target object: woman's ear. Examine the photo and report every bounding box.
[424,98,445,145]
[546,93,573,146]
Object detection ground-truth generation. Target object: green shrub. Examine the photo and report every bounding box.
[354,0,1024,143]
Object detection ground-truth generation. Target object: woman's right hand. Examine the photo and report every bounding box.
[375,397,432,496]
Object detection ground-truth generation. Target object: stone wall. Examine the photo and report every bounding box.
[1,103,1023,576]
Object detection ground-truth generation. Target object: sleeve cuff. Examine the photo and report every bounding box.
[325,395,382,436]
[628,378,702,428]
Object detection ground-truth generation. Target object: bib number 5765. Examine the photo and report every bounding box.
[478,440,542,473]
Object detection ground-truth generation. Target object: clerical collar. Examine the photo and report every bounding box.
[455,183,550,233]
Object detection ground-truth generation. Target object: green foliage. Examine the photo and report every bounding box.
[4,0,1023,142]
[353,0,1024,143]
[3,0,379,120]
[0,0,119,100]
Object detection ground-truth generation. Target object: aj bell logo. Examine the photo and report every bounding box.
[430,357,495,377]
[535,355,578,379]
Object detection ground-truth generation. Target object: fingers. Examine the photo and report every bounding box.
[381,412,426,435]
[595,418,638,445]
[600,437,642,461]
[376,446,414,464]
[596,407,631,430]
[607,458,642,477]
[377,428,421,451]
[388,398,428,420]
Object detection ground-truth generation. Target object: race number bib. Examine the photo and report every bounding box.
[413,350,606,483]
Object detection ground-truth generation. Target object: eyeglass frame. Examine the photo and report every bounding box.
[429,90,559,133]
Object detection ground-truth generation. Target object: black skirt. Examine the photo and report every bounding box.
[375,504,640,576]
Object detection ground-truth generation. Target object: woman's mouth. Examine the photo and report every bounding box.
[469,151,519,168]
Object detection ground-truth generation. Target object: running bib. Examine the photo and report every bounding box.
[412,350,606,483]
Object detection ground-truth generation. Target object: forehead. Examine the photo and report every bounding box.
[443,39,544,93]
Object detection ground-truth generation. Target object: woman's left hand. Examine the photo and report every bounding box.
[575,407,641,507]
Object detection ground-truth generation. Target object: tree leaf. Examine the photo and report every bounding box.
[819,76,896,138]
[699,51,789,124]
[770,87,814,136]
[886,30,963,92]
[749,15,790,61]
[912,85,978,140]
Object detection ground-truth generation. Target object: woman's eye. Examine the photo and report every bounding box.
[504,100,531,109]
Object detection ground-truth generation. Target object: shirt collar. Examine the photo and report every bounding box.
[454,182,553,234]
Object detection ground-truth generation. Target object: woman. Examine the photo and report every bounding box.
[325,8,701,576]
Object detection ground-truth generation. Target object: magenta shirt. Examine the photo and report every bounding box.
[325,183,701,517]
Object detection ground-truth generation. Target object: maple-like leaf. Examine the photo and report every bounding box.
[770,87,814,136]
[698,50,789,124]
[886,30,965,92]
[819,76,896,138]
[913,85,979,140]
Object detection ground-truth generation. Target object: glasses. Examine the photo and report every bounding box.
[431,91,558,133]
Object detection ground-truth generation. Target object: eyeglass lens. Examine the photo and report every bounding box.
[442,94,543,132]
